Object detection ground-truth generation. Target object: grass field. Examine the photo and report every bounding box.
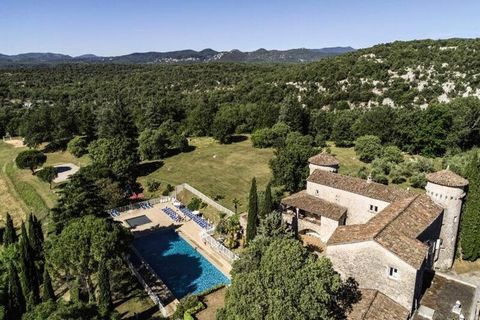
[138,136,274,214]
[0,141,89,226]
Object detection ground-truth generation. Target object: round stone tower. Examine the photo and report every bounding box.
[308,153,339,175]
[425,169,469,270]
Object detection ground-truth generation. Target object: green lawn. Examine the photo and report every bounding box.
[138,136,274,214]
[0,141,89,226]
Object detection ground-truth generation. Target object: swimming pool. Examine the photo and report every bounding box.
[133,229,230,299]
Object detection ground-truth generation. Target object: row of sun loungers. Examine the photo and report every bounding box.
[162,207,181,223]
[179,207,212,229]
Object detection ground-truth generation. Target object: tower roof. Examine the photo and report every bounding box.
[308,152,339,166]
[426,169,468,188]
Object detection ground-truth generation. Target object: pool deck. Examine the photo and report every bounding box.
[114,201,232,275]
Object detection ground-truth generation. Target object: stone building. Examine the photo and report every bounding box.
[281,152,469,319]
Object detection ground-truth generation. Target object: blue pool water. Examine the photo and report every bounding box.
[133,229,230,299]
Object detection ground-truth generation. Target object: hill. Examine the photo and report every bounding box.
[0,47,355,65]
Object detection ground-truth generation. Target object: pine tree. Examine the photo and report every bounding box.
[246,178,258,244]
[3,213,17,246]
[42,268,55,302]
[260,182,273,218]
[19,223,40,305]
[97,259,113,315]
[6,263,26,320]
[460,153,480,261]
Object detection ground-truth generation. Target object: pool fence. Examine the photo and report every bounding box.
[200,228,239,264]
[108,196,171,216]
[176,183,235,217]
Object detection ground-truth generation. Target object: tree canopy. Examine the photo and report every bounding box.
[218,237,360,320]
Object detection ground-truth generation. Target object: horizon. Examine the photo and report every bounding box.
[2,0,480,56]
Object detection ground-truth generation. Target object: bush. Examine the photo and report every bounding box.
[37,166,58,188]
[146,180,160,192]
[162,184,175,196]
[357,166,369,179]
[371,158,392,175]
[251,122,290,148]
[382,145,404,164]
[173,295,200,320]
[187,197,206,211]
[67,136,88,157]
[410,173,427,188]
[354,135,383,163]
[372,171,389,185]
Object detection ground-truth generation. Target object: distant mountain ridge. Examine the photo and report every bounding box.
[0,47,355,65]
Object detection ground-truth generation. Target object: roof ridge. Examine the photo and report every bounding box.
[373,195,420,240]
[362,290,378,320]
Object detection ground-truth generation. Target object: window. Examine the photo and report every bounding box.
[315,189,319,196]
[388,267,399,279]
[369,205,378,213]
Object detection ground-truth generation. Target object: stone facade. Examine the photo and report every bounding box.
[306,182,390,225]
[327,241,420,311]
[283,210,339,243]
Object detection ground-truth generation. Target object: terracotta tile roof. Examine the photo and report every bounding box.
[349,289,409,320]
[281,190,347,221]
[328,194,443,269]
[426,169,468,188]
[307,170,413,202]
[308,152,340,166]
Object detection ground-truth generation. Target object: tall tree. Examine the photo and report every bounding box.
[42,268,55,302]
[6,263,26,320]
[88,137,139,177]
[460,153,480,261]
[15,150,47,174]
[260,182,273,219]
[36,166,57,189]
[97,259,112,315]
[245,178,258,244]
[3,213,17,246]
[19,223,40,305]
[27,213,44,259]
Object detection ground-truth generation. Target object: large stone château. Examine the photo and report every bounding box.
[281,153,469,319]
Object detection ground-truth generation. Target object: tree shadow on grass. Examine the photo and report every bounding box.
[135,161,164,177]
[228,134,248,144]
[163,145,197,158]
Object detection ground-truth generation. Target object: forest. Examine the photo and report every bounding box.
[1,38,480,319]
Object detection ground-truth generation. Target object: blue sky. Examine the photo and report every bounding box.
[1,0,479,56]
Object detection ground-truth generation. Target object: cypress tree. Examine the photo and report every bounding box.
[6,263,26,320]
[27,213,44,259]
[260,182,273,218]
[42,268,55,302]
[246,178,258,244]
[3,213,17,246]
[460,153,480,261]
[97,259,113,315]
[19,223,40,305]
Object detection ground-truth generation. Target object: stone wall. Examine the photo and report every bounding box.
[283,212,339,242]
[306,181,390,225]
[327,241,418,311]
[175,183,235,217]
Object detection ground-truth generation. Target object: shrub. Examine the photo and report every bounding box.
[251,122,290,148]
[146,180,160,193]
[187,197,206,211]
[410,173,427,188]
[382,145,404,164]
[372,171,389,185]
[372,158,392,175]
[357,166,369,179]
[37,166,58,188]
[354,135,383,163]
[173,295,200,320]
[67,136,88,157]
